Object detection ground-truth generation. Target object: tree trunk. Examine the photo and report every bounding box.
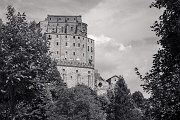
[9,79,16,120]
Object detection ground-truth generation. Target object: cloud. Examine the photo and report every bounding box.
[129,37,158,48]
[88,34,132,75]
[0,0,103,22]
[88,34,159,98]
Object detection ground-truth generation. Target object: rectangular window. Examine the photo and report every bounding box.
[88,46,89,51]
[83,53,84,57]
[57,35,58,38]
[73,52,75,55]
[57,51,59,54]
[73,36,75,39]
[66,42,68,46]
[61,27,63,32]
[88,75,91,86]
[71,27,73,31]
[78,43,80,47]
[83,44,84,48]
[73,43,75,47]
[48,35,51,39]
[91,47,93,52]
[57,42,59,46]
[65,35,67,38]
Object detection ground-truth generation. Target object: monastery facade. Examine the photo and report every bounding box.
[39,15,95,88]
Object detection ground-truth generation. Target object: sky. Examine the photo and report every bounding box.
[0,0,164,98]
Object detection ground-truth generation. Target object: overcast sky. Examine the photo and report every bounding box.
[0,0,163,98]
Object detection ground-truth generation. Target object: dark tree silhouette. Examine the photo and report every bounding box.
[135,0,180,119]
[0,6,63,120]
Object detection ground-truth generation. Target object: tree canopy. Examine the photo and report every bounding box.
[106,76,143,120]
[49,84,105,120]
[0,5,63,120]
[135,0,180,119]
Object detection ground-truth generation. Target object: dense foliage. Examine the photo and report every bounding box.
[0,5,63,120]
[135,0,180,119]
[49,84,105,120]
[106,76,143,120]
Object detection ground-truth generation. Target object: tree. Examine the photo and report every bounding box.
[132,91,145,109]
[106,76,141,120]
[135,0,180,119]
[49,84,104,120]
[0,5,63,120]
[132,91,152,120]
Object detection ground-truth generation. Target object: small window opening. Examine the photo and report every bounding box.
[71,27,73,31]
[98,82,102,87]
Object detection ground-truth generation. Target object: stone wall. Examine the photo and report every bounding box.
[57,66,95,89]
[39,15,95,89]
[46,34,95,66]
[46,15,87,37]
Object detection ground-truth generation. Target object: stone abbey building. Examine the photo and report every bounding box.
[39,15,95,88]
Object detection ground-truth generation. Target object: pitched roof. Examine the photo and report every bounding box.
[106,75,120,81]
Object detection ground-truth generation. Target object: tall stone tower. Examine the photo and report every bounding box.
[39,15,95,88]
